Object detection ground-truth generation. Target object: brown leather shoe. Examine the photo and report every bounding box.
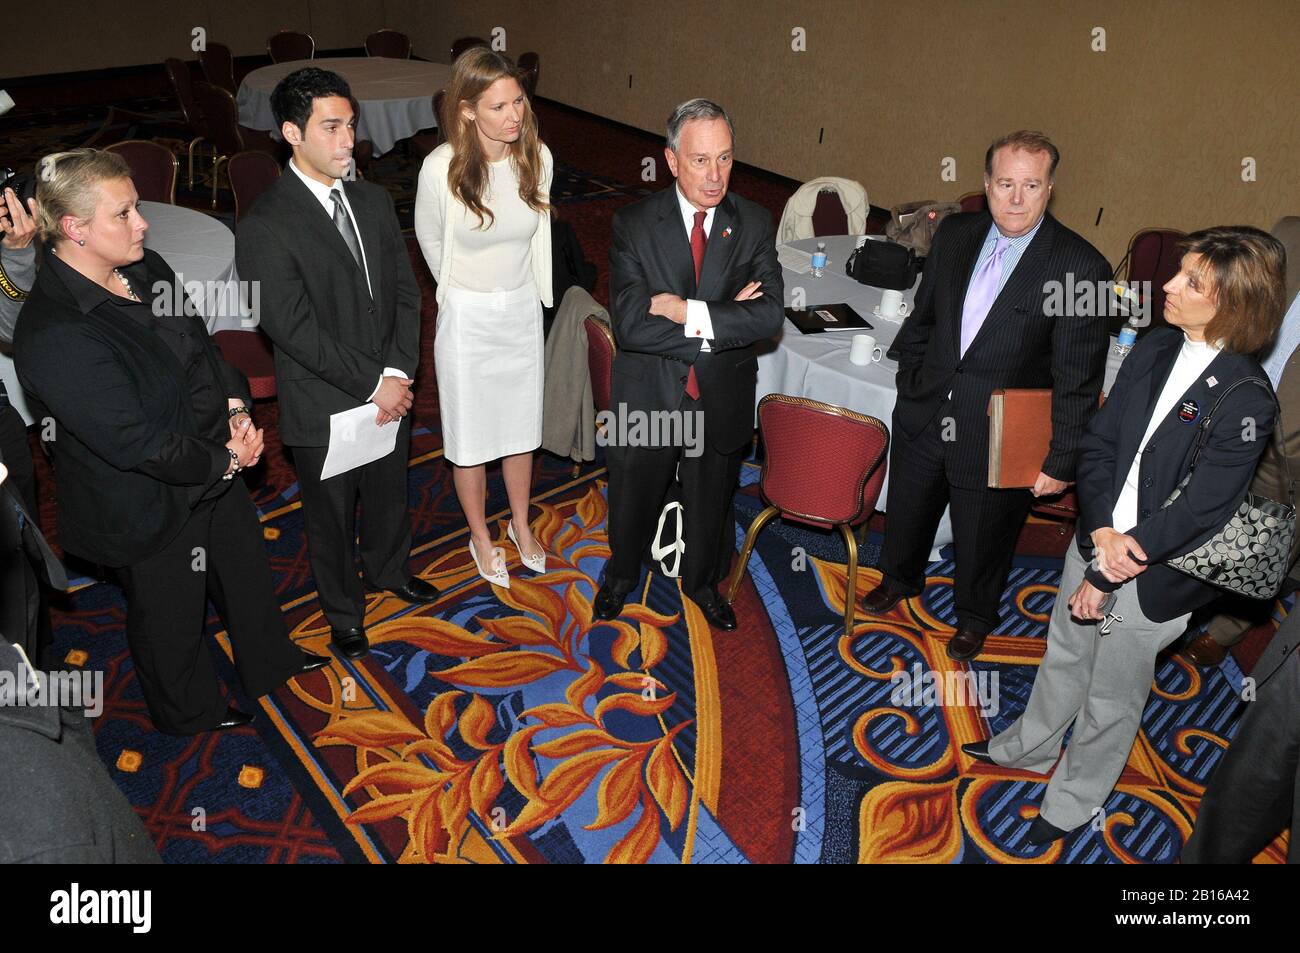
[1181,632,1228,667]
[946,628,988,661]
[861,584,909,615]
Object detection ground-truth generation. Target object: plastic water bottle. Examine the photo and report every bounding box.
[1113,322,1138,358]
[811,242,827,278]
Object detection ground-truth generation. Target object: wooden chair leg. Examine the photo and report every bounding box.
[724,504,780,605]
[838,523,859,640]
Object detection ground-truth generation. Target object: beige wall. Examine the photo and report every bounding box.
[9,1,1297,262]
[6,0,398,73]
[402,0,1300,263]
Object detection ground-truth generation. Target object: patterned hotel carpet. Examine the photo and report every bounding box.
[15,90,1290,863]
[46,452,1292,863]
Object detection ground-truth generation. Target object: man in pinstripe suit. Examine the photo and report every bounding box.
[863,131,1111,661]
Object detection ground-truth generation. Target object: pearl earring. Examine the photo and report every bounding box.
[77,239,85,246]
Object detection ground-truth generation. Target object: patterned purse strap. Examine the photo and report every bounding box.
[1182,376,1295,506]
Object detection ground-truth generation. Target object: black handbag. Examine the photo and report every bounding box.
[845,239,919,291]
[1161,377,1296,598]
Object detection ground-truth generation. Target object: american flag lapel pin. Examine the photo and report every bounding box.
[722,226,732,238]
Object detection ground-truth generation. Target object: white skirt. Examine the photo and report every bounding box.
[435,282,543,466]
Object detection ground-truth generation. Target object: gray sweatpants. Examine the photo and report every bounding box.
[988,543,1190,831]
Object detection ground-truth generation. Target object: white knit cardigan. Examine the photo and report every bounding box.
[413,140,554,308]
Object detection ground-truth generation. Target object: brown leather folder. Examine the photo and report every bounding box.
[987,388,1052,488]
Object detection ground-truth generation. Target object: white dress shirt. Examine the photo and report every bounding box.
[288,159,408,400]
[1111,334,1221,532]
[675,185,717,351]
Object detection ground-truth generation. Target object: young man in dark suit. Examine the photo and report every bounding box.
[595,98,784,630]
[236,69,437,659]
[862,130,1112,661]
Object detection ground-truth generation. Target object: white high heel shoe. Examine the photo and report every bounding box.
[469,538,510,588]
[507,521,547,574]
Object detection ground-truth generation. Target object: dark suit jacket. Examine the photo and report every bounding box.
[887,211,1112,486]
[235,171,421,446]
[608,187,784,453]
[14,249,249,567]
[1075,327,1276,622]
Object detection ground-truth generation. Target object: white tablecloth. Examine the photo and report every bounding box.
[755,234,954,550]
[0,202,247,424]
[238,57,450,156]
[140,200,252,333]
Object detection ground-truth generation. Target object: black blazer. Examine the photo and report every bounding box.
[13,249,249,567]
[235,172,421,447]
[608,187,784,453]
[887,211,1112,486]
[1075,326,1276,622]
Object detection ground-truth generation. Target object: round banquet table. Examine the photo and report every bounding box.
[238,57,450,156]
[755,234,957,552]
[140,200,252,333]
[0,201,249,424]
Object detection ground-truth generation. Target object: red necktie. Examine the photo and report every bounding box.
[686,209,706,400]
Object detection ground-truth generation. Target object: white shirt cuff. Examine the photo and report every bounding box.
[368,368,410,402]
[684,299,713,352]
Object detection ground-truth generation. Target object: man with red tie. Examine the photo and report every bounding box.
[594,98,784,630]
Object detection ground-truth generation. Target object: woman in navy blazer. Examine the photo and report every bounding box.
[968,226,1288,846]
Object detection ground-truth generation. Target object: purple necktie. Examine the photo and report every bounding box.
[959,236,1012,357]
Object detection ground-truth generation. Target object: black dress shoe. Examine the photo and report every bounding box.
[215,705,254,730]
[298,652,331,674]
[861,584,909,615]
[946,628,989,661]
[385,577,440,604]
[1025,814,1070,845]
[961,740,996,765]
[593,582,631,622]
[691,590,737,632]
[331,626,369,659]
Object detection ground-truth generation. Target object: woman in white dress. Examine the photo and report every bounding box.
[415,48,553,588]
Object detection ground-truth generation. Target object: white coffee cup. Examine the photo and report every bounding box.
[879,288,909,318]
[850,333,884,366]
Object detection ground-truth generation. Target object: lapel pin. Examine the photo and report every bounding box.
[722,226,732,238]
[1206,375,1218,387]
[1179,399,1200,423]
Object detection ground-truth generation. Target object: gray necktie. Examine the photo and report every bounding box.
[330,190,363,269]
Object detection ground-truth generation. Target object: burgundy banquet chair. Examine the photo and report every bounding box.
[213,329,278,401]
[725,394,889,638]
[198,42,237,95]
[105,140,178,204]
[957,190,987,214]
[366,29,412,59]
[811,189,850,236]
[1113,227,1187,333]
[268,30,315,63]
[227,150,281,223]
[193,82,281,209]
[584,314,615,416]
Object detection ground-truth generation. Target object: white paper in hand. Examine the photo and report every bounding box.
[320,405,400,480]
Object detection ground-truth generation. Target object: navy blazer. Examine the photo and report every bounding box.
[607,186,785,453]
[887,210,1112,487]
[1075,326,1276,622]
